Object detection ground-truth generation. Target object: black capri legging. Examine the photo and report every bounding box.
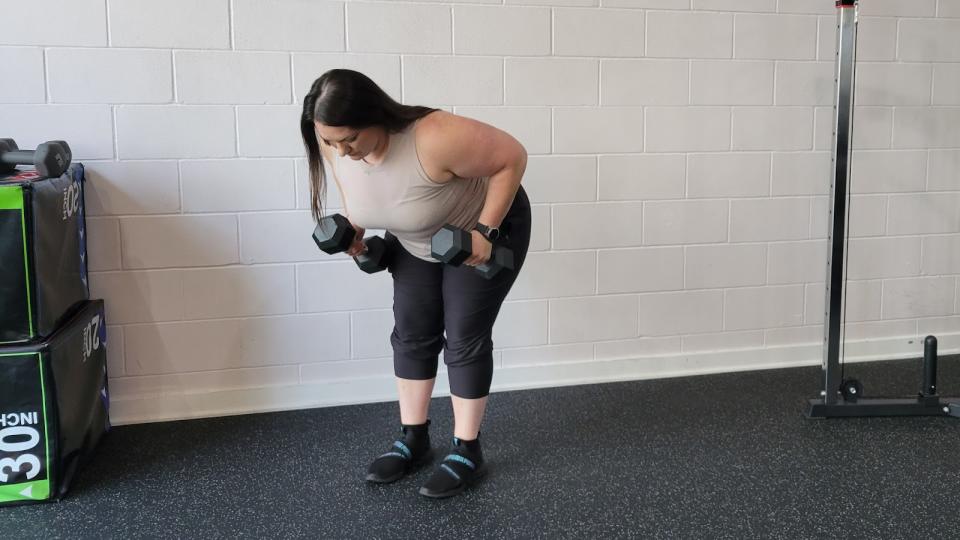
[385,186,532,399]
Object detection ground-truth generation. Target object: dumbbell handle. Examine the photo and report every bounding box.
[476,245,514,279]
[457,228,515,278]
[313,224,389,277]
[430,224,516,279]
[338,218,377,257]
[0,150,37,165]
[350,238,371,256]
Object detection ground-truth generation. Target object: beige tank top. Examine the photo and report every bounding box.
[331,118,489,262]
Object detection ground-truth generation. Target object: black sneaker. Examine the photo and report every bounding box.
[418,436,487,498]
[365,422,433,484]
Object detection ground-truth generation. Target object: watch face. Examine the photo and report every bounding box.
[476,223,499,241]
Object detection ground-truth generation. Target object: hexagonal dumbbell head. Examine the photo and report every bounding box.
[312,213,356,254]
[50,140,71,157]
[430,224,472,266]
[49,140,72,169]
[355,236,389,274]
[33,141,72,178]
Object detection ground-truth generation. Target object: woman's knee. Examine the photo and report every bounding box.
[442,333,492,367]
[445,353,494,399]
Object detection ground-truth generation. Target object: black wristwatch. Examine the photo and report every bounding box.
[474,222,500,242]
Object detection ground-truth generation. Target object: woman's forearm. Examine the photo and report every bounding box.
[477,153,527,228]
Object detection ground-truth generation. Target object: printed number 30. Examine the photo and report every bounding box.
[0,455,40,482]
[0,426,41,483]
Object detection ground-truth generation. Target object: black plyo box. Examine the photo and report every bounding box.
[0,299,110,507]
[0,164,89,344]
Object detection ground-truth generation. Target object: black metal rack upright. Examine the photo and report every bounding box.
[806,0,959,419]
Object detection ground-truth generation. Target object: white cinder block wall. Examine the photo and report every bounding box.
[2,0,959,424]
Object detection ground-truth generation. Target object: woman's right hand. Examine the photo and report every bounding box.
[347,222,366,257]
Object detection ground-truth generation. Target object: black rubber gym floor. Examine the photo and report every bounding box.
[3,354,960,539]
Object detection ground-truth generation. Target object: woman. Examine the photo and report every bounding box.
[300,69,531,499]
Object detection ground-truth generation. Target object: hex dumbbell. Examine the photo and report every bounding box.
[0,139,72,178]
[430,224,515,280]
[312,213,390,274]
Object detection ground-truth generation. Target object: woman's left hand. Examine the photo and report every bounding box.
[464,229,492,267]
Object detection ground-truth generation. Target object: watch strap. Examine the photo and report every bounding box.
[474,222,499,241]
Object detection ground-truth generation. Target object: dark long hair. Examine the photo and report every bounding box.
[300,69,437,223]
